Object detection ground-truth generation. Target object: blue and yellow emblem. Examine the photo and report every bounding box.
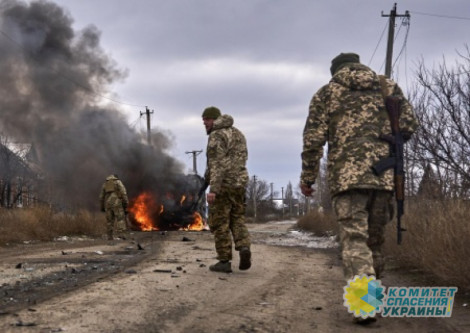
[343,275,384,318]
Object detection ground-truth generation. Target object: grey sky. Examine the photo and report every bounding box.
[25,0,470,195]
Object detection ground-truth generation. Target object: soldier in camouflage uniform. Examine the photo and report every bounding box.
[300,53,418,282]
[202,106,251,273]
[99,174,129,241]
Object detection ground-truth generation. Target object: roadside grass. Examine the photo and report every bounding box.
[0,206,106,245]
[296,209,338,236]
[383,199,470,291]
[296,199,470,291]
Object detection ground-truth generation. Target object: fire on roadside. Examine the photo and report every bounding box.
[128,191,206,231]
[128,192,159,231]
[181,212,204,231]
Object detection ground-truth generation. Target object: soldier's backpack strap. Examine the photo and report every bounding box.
[378,75,391,101]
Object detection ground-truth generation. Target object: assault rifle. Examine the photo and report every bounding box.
[190,180,209,212]
[371,96,406,245]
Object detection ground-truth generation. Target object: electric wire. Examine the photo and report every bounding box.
[411,11,470,21]
[378,14,406,75]
[129,115,141,129]
[368,20,388,67]
[404,41,409,94]
[392,16,411,80]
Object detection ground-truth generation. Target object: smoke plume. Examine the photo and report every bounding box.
[0,0,189,210]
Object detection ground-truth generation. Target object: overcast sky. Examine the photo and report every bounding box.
[36,0,470,196]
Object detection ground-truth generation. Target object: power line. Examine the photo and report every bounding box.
[368,20,388,67]
[129,115,141,129]
[411,11,470,21]
[0,29,146,108]
[392,16,411,76]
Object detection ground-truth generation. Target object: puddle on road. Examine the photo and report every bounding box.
[252,221,338,249]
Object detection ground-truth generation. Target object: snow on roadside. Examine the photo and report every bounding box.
[252,220,338,249]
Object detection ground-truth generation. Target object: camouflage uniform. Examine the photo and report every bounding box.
[99,174,129,240]
[301,55,418,280]
[204,114,251,262]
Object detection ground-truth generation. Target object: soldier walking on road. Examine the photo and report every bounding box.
[99,174,129,241]
[300,53,418,323]
[202,106,252,273]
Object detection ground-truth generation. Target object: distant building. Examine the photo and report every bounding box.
[0,141,41,208]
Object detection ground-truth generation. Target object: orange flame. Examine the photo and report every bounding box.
[128,192,159,231]
[129,191,206,232]
[181,212,205,231]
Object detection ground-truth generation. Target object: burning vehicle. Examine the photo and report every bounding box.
[128,174,207,231]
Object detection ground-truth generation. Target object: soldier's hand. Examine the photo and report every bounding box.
[101,207,105,212]
[300,183,315,197]
[206,192,216,205]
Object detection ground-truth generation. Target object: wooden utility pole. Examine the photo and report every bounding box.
[140,106,154,144]
[185,150,203,174]
[382,3,410,78]
[281,186,284,220]
[252,175,257,222]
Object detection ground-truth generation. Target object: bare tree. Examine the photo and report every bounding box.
[313,155,332,211]
[410,47,470,198]
[283,181,294,216]
[246,177,277,220]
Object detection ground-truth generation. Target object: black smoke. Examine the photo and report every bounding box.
[0,0,188,210]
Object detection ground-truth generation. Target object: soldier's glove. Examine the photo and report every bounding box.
[101,207,105,212]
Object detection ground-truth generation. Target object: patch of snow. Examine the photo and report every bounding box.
[261,229,338,249]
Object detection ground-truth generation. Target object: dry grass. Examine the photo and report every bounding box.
[297,199,470,291]
[296,210,338,236]
[0,206,106,245]
[383,199,470,290]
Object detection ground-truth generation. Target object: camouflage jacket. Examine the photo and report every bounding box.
[301,63,419,196]
[204,114,249,194]
[99,175,129,209]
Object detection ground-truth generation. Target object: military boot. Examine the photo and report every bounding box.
[209,261,232,273]
[239,247,251,270]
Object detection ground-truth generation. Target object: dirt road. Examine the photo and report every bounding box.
[0,221,468,332]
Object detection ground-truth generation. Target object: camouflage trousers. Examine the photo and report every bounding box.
[208,187,251,261]
[332,189,394,280]
[105,204,127,239]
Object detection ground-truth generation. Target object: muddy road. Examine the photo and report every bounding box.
[0,221,468,332]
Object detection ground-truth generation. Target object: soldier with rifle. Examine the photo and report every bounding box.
[300,53,418,324]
